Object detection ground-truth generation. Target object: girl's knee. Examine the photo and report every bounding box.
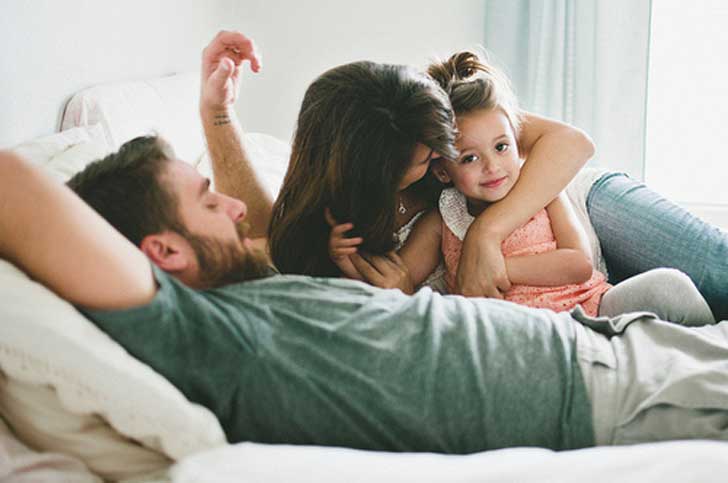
[642,268,715,325]
[644,268,697,293]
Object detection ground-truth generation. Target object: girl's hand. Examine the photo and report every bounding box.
[456,235,511,298]
[350,252,415,295]
[325,208,364,280]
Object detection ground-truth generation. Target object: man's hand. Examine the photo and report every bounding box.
[199,31,272,239]
[201,31,261,112]
[350,252,415,295]
[455,236,511,298]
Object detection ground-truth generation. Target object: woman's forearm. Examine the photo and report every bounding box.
[470,116,595,241]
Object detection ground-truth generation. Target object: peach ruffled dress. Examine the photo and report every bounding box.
[439,188,610,316]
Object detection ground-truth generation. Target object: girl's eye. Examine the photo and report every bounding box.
[460,154,479,164]
[495,143,509,153]
[207,204,219,211]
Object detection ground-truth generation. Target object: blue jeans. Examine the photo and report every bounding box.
[587,172,728,321]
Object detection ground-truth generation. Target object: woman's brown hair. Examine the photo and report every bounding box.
[269,61,458,276]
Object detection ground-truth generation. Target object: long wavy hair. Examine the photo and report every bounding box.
[269,61,458,276]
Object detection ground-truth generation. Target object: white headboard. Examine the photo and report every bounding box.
[60,72,204,163]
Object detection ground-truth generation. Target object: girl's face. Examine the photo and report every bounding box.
[433,108,520,206]
[398,143,437,191]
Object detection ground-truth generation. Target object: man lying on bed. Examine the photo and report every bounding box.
[1,31,727,453]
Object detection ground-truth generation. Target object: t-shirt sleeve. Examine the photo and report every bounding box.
[81,265,249,428]
[83,265,197,331]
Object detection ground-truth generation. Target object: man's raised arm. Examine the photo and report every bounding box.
[200,31,272,239]
[0,152,156,310]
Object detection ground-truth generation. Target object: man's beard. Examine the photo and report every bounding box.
[184,223,271,288]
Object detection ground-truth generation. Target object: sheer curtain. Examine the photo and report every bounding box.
[483,0,652,177]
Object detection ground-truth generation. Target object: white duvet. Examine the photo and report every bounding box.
[172,440,728,483]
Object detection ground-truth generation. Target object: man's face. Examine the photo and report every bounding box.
[162,160,269,287]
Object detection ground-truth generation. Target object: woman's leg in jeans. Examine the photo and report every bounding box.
[587,172,728,321]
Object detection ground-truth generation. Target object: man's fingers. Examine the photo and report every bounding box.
[205,31,255,58]
[203,31,261,74]
[210,57,234,85]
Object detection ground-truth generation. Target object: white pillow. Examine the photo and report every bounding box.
[0,259,227,474]
[44,138,111,183]
[565,167,609,275]
[12,124,108,168]
[0,416,101,483]
[0,374,171,481]
[2,126,227,480]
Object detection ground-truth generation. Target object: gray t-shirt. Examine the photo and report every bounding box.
[85,267,594,452]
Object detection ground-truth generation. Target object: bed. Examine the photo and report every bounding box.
[1,72,727,482]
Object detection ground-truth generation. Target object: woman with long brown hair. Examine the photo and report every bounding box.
[269,59,594,297]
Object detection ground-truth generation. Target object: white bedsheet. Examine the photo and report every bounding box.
[171,440,728,483]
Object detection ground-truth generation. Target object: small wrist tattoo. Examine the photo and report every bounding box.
[213,114,231,126]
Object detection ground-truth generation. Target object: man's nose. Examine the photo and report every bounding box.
[224,195,247,223]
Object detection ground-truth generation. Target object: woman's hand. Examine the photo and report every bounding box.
[324,208,414,294]
[456,228,511,298]
[325,208,364,280]
[350,252,415,295]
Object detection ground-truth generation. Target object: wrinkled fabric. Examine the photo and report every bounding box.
[85,267,594,453]
[573,307,728,444]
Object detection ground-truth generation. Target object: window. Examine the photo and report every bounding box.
[645,0,728,229]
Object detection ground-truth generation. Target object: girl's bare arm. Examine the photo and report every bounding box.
[398,210,444,287]
[506,194,593,286]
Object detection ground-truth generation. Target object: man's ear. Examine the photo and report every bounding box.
[139,233,189,273]
[432,163,452,183]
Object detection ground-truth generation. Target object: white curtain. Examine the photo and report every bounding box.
[483,0,652,178]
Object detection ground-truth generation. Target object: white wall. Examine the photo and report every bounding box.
[0,0,485,148]
[0,0,235,148]
[228,0,485,142]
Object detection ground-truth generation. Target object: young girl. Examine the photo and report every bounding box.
[330,51,715,325]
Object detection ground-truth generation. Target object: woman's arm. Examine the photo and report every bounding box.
[327,209,443,290]
[506,194,593,286]
[457,112,595,297]
[398,210,444,286]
